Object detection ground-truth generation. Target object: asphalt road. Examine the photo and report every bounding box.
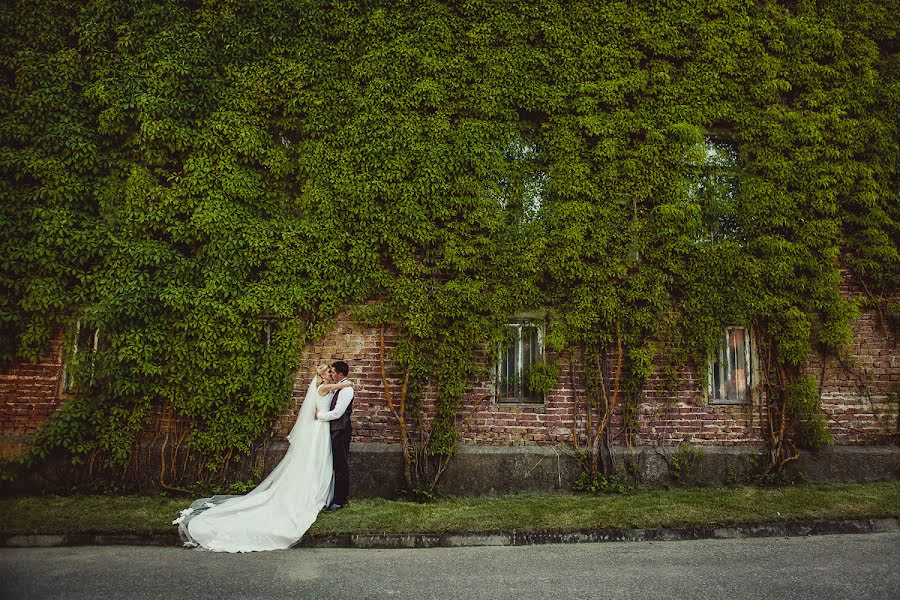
[1,533,898,600]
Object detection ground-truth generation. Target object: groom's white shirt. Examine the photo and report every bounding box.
[316,386,354,422]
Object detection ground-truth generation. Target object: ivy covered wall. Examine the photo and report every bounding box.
[1,0,896,486]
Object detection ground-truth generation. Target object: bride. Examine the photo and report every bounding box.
[174,364,352,552]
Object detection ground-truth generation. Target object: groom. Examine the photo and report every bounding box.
[316,360,354,512]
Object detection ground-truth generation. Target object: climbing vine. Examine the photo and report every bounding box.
[1,0,896,487]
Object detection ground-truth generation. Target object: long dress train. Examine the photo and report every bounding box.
[175,377,334,552]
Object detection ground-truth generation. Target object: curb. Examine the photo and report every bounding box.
[2,518,897,549]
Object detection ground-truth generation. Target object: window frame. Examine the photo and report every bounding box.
[61,320,101,395]
[707,326,753,406]
[686,135,740,244]
[494,131,547,224]
[494,319,546,405]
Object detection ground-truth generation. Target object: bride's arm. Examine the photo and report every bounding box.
[317,379,353,396]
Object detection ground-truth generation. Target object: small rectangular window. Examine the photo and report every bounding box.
[708,327,751,404]
[687,137,739,242]
[496,321,544,403]
[62,320,100,393]
[495,135,546,222]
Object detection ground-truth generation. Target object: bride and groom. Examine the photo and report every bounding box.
[175,361,355,552]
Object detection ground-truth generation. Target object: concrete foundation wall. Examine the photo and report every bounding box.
[346,443,898,497]
[6,441,896,496]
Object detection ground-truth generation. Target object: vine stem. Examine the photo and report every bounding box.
[172,425,188,483]
[586,347,595,477]
[592,318,623,478]
[568,352,581,453]
[159,430,170,487]
[159,403,171,487]
[380,325,412,488]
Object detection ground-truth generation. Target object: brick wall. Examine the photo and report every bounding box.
[809,308,897,444]
[2,304,896,457]
[287,324,587,448]
[0,332,66,458]
[275,305,895,449]
[639,361,765,447]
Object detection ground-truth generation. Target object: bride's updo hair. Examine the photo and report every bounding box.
[314,364,330,382]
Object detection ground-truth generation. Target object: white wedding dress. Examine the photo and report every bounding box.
[175,377,334,552]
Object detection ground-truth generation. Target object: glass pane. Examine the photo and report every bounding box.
[523,172,545,219]
[712,352,723,401]
[729,328,747,401]
[686,138,739,242]
[502,342,516,399]
[498,137,544,222]
[526,325,541,399]
[499,325,520,400]
[709,327,749,403]
[515,325,523,398]
[529,327,541,364]
[497,322,546,402]
[522,327,532,369]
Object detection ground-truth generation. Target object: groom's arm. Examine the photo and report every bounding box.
[316,387,355,421]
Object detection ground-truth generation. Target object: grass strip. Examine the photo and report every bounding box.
[0,482,896,536]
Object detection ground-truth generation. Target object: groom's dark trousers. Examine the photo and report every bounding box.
[330,427,351,505]
[329,386,353,506]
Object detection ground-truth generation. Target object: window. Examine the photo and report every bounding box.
[687,137,739,242]
[61,320,100,393]
[495,321,544,403]
[707,327,751,405]
[496,135,546,222]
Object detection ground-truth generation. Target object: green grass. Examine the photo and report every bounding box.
[0,483,897,536]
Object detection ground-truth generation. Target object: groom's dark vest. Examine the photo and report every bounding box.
[329,387,353,432]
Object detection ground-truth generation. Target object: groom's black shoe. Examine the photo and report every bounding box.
[323,503,343,513]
